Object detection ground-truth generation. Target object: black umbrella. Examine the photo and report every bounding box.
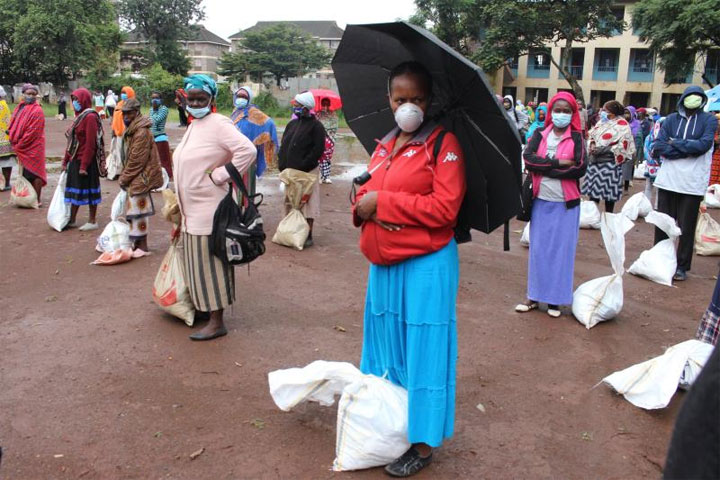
[332,22,523,236]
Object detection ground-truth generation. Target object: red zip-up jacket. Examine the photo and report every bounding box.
[353,123,466,265]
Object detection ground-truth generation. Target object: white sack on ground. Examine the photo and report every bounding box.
[633,162,646,180]
[579,200,601,229]
[628,211,681,286]
[272,168,317,250]
[695,211,720,256]
[621,192,653,221]
[572,213,633,329]
[520,222,530,247]
[47,171,71,232]
[602,339,714,409]
[704,184,720,208]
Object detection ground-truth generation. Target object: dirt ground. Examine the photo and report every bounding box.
[1,119,718,479]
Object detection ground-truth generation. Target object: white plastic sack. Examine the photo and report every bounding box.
[106,136,123,180]
[628,211,681,286]
[572,213,633,329]
[9,174,38,209]
[111,190,127,221]
[621,192,653,221]
[579,200,601,229]
[272,168,317,250]
[520,223,530,247]
[633,162,646,180]
[96,219,131,253]
[704,184,720,208]
[695,211,720,256]
[153,168,170,192]
[47,172,71,232]
[602,339,714,409]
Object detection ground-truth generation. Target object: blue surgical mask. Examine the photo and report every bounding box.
[235,98,248,109]
[121,93,128,101]
[600,110,609,123]
[72,100,82,112]
[293,107,305,117]
[24,95,36,104]
[151,98,162,106]
[186,106,211,119]
[552,112,572,129]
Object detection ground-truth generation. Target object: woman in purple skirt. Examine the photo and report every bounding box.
[515,92,587,317]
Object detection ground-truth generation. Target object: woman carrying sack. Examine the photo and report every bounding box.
[173,74,257,341]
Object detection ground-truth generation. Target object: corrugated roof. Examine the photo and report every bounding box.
[124,25,230,45]
[229,21,344,40]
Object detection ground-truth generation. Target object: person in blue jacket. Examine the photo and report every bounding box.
[652,86,719,281]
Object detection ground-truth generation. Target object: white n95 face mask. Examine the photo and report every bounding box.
[394,103,424,133]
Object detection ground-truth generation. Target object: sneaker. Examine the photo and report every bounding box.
[384,446,433,477]
[79,222,99,232]
[673,269,687,282]
[547,304,562,318]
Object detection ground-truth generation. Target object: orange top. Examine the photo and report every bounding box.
[111,86,136,136]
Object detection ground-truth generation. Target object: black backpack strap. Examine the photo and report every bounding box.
[224,163,251,199]
[433,130,448,161]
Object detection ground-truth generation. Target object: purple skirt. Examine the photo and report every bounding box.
[527,199,580,305]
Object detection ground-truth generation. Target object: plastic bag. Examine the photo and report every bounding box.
[272,168,317,250]
[92,248,134,265]
[161,189,181,225]
[268,360,410,472]
[153,168,170,192]
[520,223,530,247]
[111,190,128,221]
[695,210,720,256]
[572,213,633,329]
[628,211,681,286]
[704,184,720,208]
[633,162,646,180]
[152,238,195,326]
[96,219,131,253]
[602,339,714,409]
[47,172,71,231]
[579,200,601,229]
[621,192,653,221]
[106,136,123,180]
[9,172,38,209]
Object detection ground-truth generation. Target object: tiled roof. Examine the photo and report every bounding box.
[229,21,344,40]
[124,25,230,45]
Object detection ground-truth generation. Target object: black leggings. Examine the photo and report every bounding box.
[591,198,615,213]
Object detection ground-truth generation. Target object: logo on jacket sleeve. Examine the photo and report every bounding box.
[443,151,458,163]
[402,149,417,158]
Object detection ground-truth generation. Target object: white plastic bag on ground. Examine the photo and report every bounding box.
[579,200,601,229]
[47,172,71,231]
[9,172,38,209]
[111,190,128,221]
[695,210,720,256]
[268,360,410,472]
[572,213,633,329]
[152,238,195,326]
[602,339,714,409]
[621,192,653,221]
[96,219,131,253]
[633,162,646,180]
[628,211,681,286]
[704,184,720,208]
[520,223,530,247]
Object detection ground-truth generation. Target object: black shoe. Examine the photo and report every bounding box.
[673,269,687,281]
[303,236,314,249]
[189,326,227,341]
[384,447,433,477]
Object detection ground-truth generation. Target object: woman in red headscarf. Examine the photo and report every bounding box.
[8,83,46,203]
[515,91,587,318]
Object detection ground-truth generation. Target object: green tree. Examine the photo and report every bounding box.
[632,0,720,87]
[410,0,481,57]
[217,50,254,83]
[225,24,332,87]
[117,0,205,76]
[0,0,121,86]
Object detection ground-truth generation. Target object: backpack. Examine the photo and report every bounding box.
[210,163,266,265]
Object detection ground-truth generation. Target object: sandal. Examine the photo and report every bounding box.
[515,301,539,313]
[547,305,562,318]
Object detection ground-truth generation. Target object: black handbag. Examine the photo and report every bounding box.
[210,163,266,265]
[516,174,533,222]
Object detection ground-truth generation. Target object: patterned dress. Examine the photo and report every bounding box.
[0,99,15,168]
[582,118,635,202]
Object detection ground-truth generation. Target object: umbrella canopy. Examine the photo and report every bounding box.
[331,22,522,234]
[310,88,343,111]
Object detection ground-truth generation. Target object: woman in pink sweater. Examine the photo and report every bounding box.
[173,75,257,341]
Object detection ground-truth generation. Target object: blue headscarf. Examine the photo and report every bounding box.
[231,86,278,177]
[183,74,217,98]
[525,105,547,141]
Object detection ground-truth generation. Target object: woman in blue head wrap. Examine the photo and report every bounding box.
[525,105,547,142]
[230,86,279,196]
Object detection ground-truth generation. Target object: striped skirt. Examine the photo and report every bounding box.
[582,162,623,202]
[182,233,235,312]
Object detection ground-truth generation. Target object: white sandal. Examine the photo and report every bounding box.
[547,308,562,318]
[515,301,539,313]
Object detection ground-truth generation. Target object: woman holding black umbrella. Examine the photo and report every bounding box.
[353,61,466,477]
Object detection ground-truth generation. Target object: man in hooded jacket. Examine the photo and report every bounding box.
[652,86,719,281]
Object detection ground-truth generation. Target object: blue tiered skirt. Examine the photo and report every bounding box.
[360,239,459,448]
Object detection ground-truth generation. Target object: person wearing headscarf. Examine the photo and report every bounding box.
[62,88,105,230]
[119,98,163,252]
[525,105,547,142]
[173,74,257,341]
[111,86,135,138]
[316,97,338,184]
[621,106,642,191]
[652,86,718,282]
[637,108,652,139]
[230,86,279,195]
[8,83,46,203]
[58,91,67,121]
[0,86,15,190]
[516,91,587,318]
[582,100,635,213]
[105,90,116,119]
[643,116,666,206]
[502,95,529,142]
[149,90,172,180]
[278,91,326,248]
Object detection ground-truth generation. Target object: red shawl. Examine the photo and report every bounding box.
[8,101,46,184]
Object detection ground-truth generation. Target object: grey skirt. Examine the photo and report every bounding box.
[182,232,235,312]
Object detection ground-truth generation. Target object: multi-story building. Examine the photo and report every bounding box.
[502,0,719,114]
[122,25,230,78]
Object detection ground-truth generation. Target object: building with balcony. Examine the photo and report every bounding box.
[502,1,717,115]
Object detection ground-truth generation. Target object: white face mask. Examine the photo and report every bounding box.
[394,103,424,133]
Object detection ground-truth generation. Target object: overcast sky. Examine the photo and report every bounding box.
[202,0,418,39]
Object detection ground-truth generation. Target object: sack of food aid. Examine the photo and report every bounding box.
[579,200,601,229]
[520,223,530,247]
[152,237,195,326]
[704,185,720,208]
[9,167,39,209]
[106,136,123,180]
[572,213,634,329]
[152,168,170,192]
[628,211,681,286]
[272,168,318,250]
[633,162,646,180]
[268,360,410,472]
[47,171,71,231]
[92,248,134,265]
[620,192,653,221]
[161,189,181,225]
[695,209,720,256]
[602,339,714,409]
[96,219,132,253]
[110,189,127,221]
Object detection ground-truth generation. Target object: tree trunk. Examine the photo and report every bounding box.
[276,74,282,87]
[550,38,586,105]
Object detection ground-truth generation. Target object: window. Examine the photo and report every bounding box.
[531,51,550,71]
[610,7,625,35]
[597,50,618,72]
[632,50,653,73]
[507,56,519,70]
